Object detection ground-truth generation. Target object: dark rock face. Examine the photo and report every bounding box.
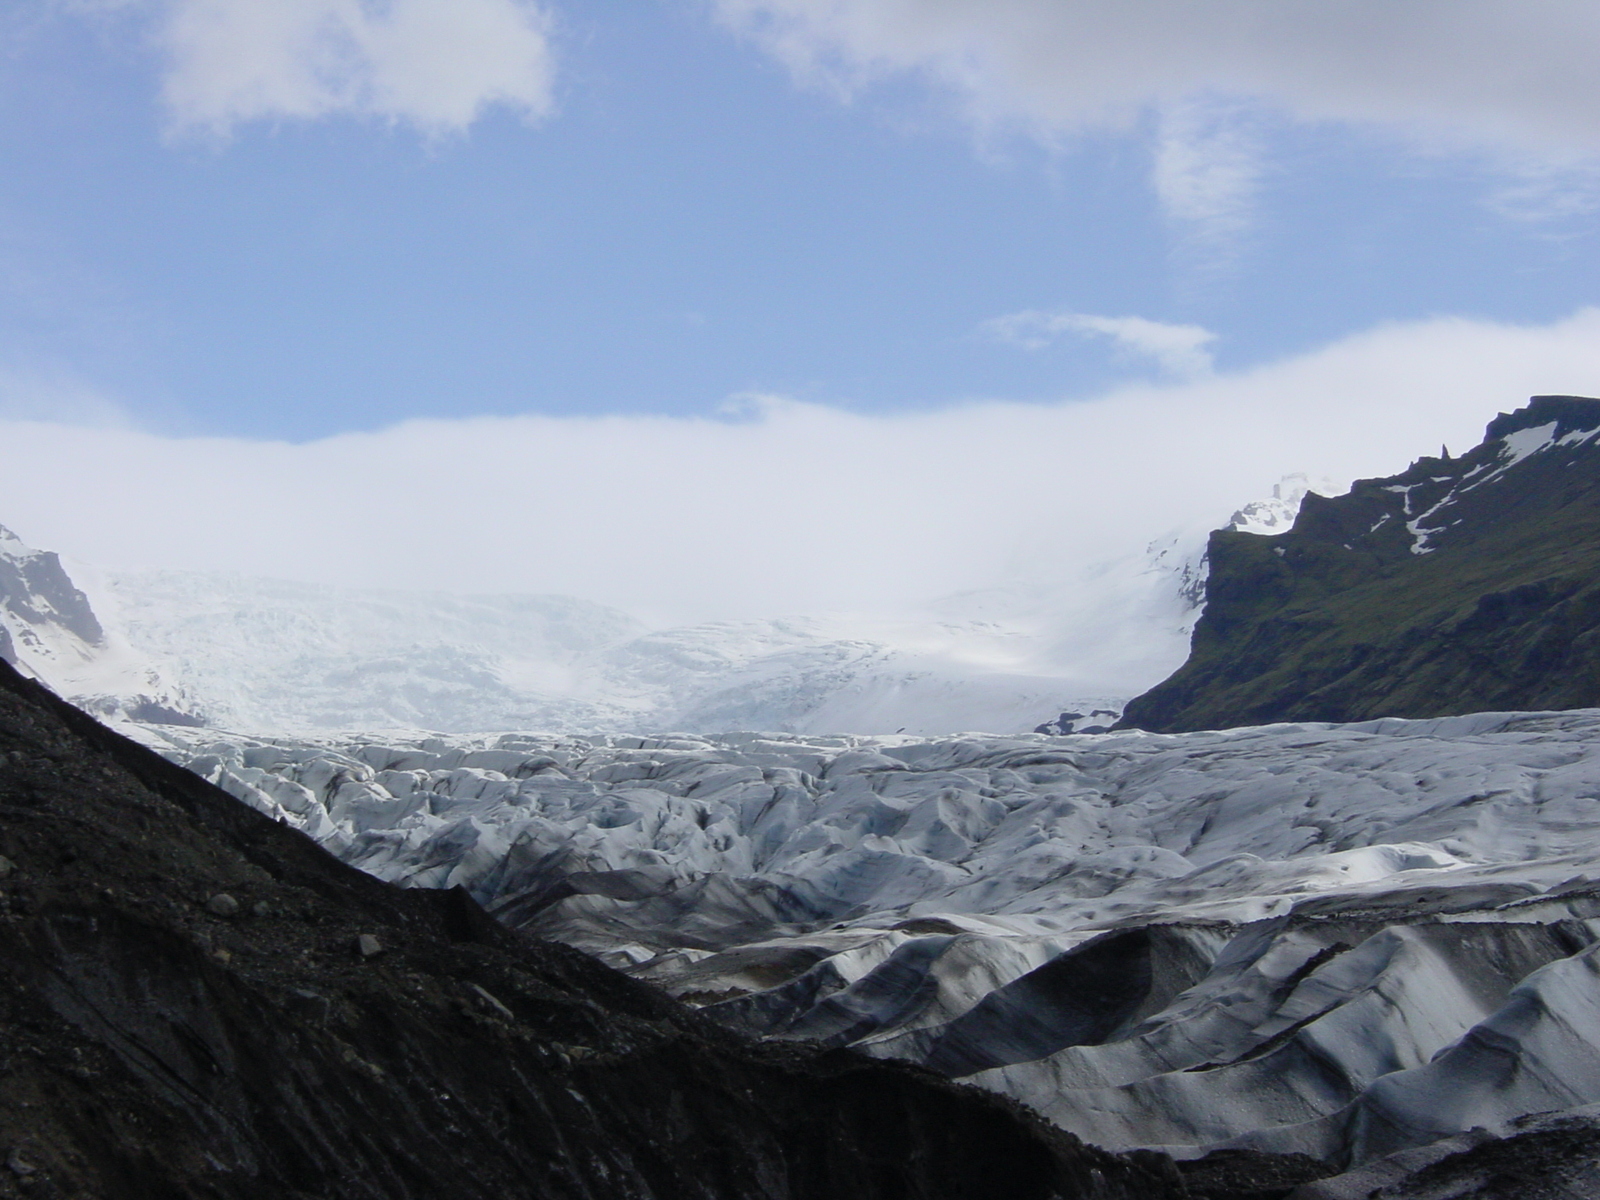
[1121,396,1600,732]
[0,658,1187,1200]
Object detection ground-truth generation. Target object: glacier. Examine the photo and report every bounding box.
[0,527,1222,738]
[1,471,1338,739]
[129,709,1600,1175]
[38,468,1600,1185]
[89,569,1150,736]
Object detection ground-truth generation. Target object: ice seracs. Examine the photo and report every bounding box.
[130,708,1600,1170]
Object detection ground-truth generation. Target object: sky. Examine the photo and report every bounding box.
[4,1,1600,621]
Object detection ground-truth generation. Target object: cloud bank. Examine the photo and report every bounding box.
[717,1,1600,225]
[3,311,1600,625]
[717,1,1600,152]
[153,0,557,136]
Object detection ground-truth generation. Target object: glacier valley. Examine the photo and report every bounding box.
[131,709,1600,1189]
[22,453,1600,1192]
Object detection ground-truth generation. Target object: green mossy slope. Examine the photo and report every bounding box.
[1121,395,1600,732]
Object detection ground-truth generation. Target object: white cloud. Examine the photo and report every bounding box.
[4,311,1600,626]
[1153,98,1265,267]
[983,310,1216,379]
[715,1,1600,222]
[153,0,557,136]
[1481,156,1600,223]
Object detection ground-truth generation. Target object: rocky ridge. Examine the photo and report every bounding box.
[0,526,197,727]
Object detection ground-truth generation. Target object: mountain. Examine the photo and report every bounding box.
[0,654,1198,1200]
[133,709,1600,1193]
[1122,395,1600,732]
[1030,476,1335,735]
[0,523,106,677]
[0,525,200,726]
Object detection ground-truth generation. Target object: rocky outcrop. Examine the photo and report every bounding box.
[0,524,103,660]
[1033,707,1122,734]
[1120,395,1600,732]
[0,657,1186,1200]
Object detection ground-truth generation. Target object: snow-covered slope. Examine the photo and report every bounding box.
[0,522,1177,737]
[83,524,1211,736]
[132,709,1600,1172]
[92,573,1144,736]
[95,570,651,732]
[0,526,198,723]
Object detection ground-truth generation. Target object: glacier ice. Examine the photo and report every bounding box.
[131,708,1600,1167]
[26,475,1599,1175]
[75,555,1194,737]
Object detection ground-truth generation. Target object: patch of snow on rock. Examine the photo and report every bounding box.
[1227,473,1343,536]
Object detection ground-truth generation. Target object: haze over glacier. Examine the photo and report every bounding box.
[0,524,1189,738]
[0,468,1333,736]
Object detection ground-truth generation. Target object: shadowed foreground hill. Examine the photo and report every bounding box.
[1122,395,1600,732]
[0,658,1185,1200]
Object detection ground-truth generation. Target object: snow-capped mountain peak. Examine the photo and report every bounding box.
[1226,472,1343,536]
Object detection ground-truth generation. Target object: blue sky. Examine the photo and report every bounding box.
[6,1,1600,619]
[5,1,1600,440]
